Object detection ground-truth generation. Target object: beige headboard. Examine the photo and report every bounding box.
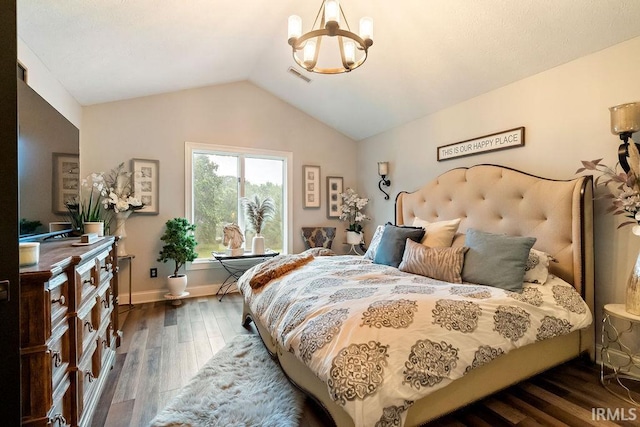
[395,165,594,304]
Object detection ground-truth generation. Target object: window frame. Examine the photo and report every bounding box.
[185,142,293,269]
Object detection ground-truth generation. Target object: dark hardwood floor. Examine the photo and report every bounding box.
[93,293,639,427]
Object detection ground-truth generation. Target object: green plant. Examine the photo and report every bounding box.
[19,218,42,235]
[157,218,198,277]
[241,195,276,234]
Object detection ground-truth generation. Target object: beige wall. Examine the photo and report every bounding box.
[358,36,640,350]
[81,81,357,301]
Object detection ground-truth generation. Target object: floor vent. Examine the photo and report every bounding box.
[287,67,312,83]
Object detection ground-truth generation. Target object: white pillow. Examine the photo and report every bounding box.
[524,248,553,284]
[412,217,461,247]
[363,225,385,260]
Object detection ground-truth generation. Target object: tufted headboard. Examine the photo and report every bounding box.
[395,164,594,305]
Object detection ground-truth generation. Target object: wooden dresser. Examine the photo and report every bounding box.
[19,237,121,427]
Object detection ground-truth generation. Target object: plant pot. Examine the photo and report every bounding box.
[167,274,188,296]
[346,231,362,245]
[627,251,640,315]
[252,235,265,255]
[83,221,104,237]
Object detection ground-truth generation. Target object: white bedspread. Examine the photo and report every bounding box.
[238,255,592,427]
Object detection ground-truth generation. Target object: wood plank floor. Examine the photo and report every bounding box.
[93,293,639,427]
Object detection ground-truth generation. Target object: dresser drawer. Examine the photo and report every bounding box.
[93,321,115,377]
[96,248,114,285]
[49,273,69,330]
[75,261,97,307]
[77,342,99,418]
[76,297,97,360]
[95,281,113,327]
[48,374,71,427]
[49,322,70,394]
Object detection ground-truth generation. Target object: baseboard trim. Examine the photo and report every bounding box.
[118,282,240,305]
[596,344,640,379]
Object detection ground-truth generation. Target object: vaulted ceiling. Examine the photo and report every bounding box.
[17,0,640,140]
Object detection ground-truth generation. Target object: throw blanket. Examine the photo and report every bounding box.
[249,253,314,289]
[238,255,592,427]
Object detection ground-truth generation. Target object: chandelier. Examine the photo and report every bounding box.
[287,0,373,74]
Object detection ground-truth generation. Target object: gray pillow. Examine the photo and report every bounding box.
[373,224,425,268]
[461,228,536,292]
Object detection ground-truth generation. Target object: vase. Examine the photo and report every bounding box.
[167,274,188,296]
[346,231,362,245]
[83,221,104,237]
[114,210,132,257]
[627,251,640,315]
[252,234,265,255]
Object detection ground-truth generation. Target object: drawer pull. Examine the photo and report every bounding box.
[101,297,110,309]
[51,295,66,306]
[84,320,94,332]
[83,276,95,286]
[102,338,109,349]
[85,371,96,383]
[101,262,112,272]
[51,350,62,368]
[50,413,67,427]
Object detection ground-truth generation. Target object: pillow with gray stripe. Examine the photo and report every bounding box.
[399,238,469,283]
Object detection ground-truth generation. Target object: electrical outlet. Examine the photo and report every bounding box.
[150,268,157,278]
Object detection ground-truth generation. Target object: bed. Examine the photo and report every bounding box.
[238,164,595,427]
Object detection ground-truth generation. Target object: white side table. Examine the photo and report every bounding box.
[601,303,640,405]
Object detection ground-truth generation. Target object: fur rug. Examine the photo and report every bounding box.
[150,334,305,427]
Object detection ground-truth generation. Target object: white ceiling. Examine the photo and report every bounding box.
[17,0,640,141]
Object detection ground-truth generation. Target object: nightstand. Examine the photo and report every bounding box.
[601,303,640,405]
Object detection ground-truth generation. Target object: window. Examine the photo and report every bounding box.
[185,142,293,262]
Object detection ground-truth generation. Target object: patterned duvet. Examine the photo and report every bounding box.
[238,255,592,427]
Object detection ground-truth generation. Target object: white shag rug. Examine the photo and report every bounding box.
[150,334,305,427]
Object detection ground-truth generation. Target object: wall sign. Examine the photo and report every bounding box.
[437,127,525,161]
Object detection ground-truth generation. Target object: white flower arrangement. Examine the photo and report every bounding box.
[339,188,370,233]
[102,163,144,213]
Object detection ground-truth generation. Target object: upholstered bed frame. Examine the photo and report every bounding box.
[243,164,595,427]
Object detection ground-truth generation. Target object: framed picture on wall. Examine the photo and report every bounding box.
[326,176,343,219]
[131,158,160,215]
[52,152,79,214]
[303,165,321,209]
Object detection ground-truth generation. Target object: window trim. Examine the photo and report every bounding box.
[185,141,293,268]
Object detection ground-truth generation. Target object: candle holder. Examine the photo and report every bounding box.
[377,161,391,200]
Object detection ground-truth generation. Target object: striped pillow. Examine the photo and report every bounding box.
[399,239,468,283]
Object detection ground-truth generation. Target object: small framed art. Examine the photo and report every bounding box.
[303,165,321,209]
[131,158,160,215]
[52,152,79,214]
[326,176,343,219]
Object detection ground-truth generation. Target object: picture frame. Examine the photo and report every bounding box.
[326,176,343,219]
[131,158,160,215]
[52,152,79,214]
[303,165,321,209]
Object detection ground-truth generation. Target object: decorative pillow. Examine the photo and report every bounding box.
[373,224,426,268]
[524,248,553,284]
[363,225,385,260]
[412,217,462,247]
[399,239,468,283]
[461,228,536,292]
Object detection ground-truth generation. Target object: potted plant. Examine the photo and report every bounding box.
[157,218,198,296]
[339,188,370,245]
[241,195,276,254]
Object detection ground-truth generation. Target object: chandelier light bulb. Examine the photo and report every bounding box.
[344,41,355,65]
[359,17,373,44]
[288,15,302,41]
[325,0,340,26]
[303,40,317,66]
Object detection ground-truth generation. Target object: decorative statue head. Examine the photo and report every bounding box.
[223,223,244,250]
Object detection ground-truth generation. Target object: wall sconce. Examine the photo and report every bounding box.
[377,161,391,200]
[610,102,640,173]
